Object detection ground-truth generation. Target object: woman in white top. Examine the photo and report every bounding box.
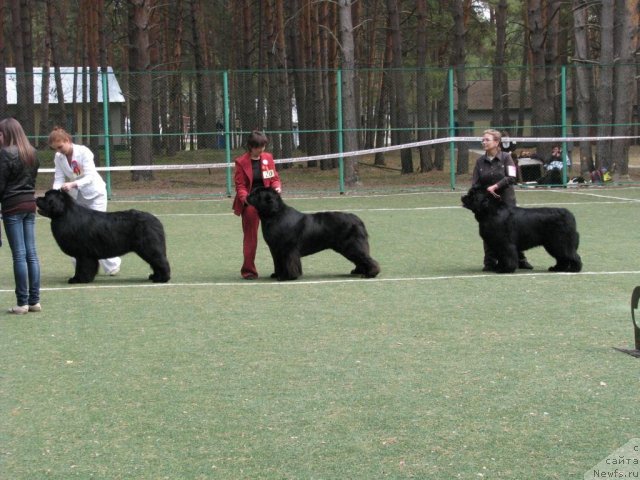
[48,127,121,276]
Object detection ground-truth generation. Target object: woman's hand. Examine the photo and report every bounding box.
[61,182,77,192]
[487,184,501,198]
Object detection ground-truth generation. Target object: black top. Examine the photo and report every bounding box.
[250,158,265,191]
[0,146,39,214]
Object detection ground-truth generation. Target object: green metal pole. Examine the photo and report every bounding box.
[561,66,568,186]
[223,71,232,197]
[101,69,112,198]
[448,67,456,190]
[336,69,345,194]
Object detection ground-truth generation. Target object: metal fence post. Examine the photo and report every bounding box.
[448,67,456,190]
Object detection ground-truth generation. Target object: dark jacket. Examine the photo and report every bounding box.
[471,151,517,206]
[0,146,39,214]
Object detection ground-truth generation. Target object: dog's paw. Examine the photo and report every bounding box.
[68,277,90,284]
[278,275,299,281]
[149,273,170,283]
[495,266,517,274]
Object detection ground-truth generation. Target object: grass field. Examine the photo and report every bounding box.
[2,186,640,479]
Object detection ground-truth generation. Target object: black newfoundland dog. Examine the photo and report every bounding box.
[36,189,171,283]
[461,185,582,273]
[246,187,380,281]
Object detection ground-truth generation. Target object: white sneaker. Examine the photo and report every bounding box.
[8,305,28,314]
[29,303,42,312]
[108,267,120,276]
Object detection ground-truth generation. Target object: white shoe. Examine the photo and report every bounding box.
[108,267,120,276]
[8,305,28,314]
[29,303,42,312]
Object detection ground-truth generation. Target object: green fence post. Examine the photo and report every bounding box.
[336,69,345,194]
[561,65,568,186]
[101,68,112,198]
[448,67,456,190]
[223,71,232,197]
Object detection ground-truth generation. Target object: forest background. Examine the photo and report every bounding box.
[0,0,638,188]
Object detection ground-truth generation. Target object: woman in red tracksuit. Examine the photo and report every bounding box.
[232,131,282,279]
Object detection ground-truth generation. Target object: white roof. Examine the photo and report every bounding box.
[5,66,125,104]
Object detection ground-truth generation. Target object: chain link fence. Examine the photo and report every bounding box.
[4,64,639,197]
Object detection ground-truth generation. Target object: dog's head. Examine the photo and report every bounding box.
[461,185,498,214]
[36,189,73,219]
[246,187,284,218]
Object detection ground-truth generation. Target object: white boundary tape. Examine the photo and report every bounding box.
[37,135,640,173]
[1,270,639,294]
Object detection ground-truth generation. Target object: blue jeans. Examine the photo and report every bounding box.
[3,212,40,306]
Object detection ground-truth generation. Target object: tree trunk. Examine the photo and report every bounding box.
[287,0,307,153]
[572,0,594,174]
[190,0,214,149]
[20,0,34,135]
[434,76,448,172]
[128,0,154,181]
[387,0,413,174]
[416,0,433,173]
[46,0,67,129]
[39,52,51,149]
[610,0,639,178]
[265,0,280,157]
[338,0,359,186]
[235,0,257,134]
[150,6,162,155]
[516,29,528,137]
[452,0,469,174]
[596,1,614,171]
[274,0,293,160]
[167,0,184,156]
[87,0,102,164]
[526,0,556,159]
[11,0,30,135]
[544,0,562,130]
[311,3,331,166]
[374,31,392,166]
[492,0,510,128]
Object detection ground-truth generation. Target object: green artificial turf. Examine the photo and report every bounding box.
[1,187,639,479]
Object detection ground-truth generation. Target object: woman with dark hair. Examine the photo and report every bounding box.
[232,130,282,279]
[0,118,41,314]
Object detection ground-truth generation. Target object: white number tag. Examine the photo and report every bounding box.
[507,165,516,177]
[263,169,275,179]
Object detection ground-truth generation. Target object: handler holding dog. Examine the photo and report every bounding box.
[232,130,282,279]
[472,129,532,272]
[48,127,121,276]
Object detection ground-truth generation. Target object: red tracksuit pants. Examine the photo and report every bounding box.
[240,205,260,278]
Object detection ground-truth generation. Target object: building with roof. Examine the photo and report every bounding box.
[4,66,126,145]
